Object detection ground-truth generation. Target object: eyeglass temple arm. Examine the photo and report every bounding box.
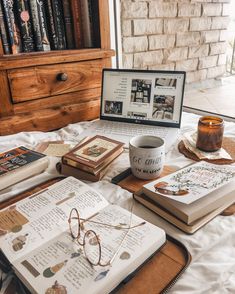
[79,217,146,230]
[109,230,130,265]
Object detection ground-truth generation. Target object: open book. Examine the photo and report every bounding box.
[0,177,165,294]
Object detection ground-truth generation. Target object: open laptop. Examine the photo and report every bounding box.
[79,68,186,152]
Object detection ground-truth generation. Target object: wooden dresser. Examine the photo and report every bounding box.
[0,0,114,135]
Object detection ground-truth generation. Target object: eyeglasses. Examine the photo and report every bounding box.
[68,204,145,267]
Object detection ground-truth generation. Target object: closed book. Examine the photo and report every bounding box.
[80,0,93,47]
[134,190,235,234]
[28,0,43,51]
[58,161,108,182]
[89,0,100,48]
[8,1,22,52]
[62,135,124,174]
[37,0,50,51]
[62,0,74,49]
[0,146,48,193]
[0,2,10,54]
[43,0,58,50]
[51,0,66,50]
[141,161,235,224]
[70,0,83,48]
[1,0,22,54]
[15,0,35,52]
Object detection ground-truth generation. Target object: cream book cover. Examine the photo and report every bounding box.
[143,161,235,204]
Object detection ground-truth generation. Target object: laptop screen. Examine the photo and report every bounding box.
[100,69,186,128]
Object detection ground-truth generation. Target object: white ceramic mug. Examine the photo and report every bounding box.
[129,135,165,180]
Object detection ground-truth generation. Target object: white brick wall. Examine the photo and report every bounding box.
[199,55,218,69]
[134,51,164,68]
[149,3,177,18]
[134,19,163,36]
[121,0,231,83]
[176,32,201,47]
[149,35,175,50]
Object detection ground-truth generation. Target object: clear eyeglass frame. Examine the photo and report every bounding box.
[68,203,145,267]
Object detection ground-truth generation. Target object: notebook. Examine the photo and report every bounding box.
[79,69,186,152]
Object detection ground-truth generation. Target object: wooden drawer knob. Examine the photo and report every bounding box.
[56,73,68,81]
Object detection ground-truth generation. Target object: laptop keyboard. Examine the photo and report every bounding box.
[95,121,170,138]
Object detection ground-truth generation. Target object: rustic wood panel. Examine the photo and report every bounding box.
[0,70,13,117]
[0,1,114,134]
[13,87,101,113]
[0,99,100,135]
[0,49,114,70]
[8,59,105,102]
[0,37,4,55]
[99,0,111,49]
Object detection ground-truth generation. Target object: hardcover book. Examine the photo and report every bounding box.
[80,0,93,47]
[59,156,114,182]
[139,161,235,225]
[51,0,66,50]
[37,0,51,51]
[29,0,44,51]
[43,0,58,50]
[70,0,83,48]
[62,0,75,49]
[1,0,22,54]
[62,135,124,174]
[0,2,10,54]
[0,146,48,192]
[134,190,235,234]
[15,0,35,52]
[0,177,166,294]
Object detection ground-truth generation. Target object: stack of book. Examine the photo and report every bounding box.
[0,0,99,55]
[61,135,124,181]
[134,161,235,234]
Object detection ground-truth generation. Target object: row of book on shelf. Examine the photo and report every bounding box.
[0,136,235,292]
[0,0,100,55]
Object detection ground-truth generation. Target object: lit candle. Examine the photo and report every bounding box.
[196,116,224,152]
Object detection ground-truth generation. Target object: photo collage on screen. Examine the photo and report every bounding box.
[102,71,181,123]
[152,78,177,120]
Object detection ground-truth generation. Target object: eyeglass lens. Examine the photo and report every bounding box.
[84,230,101,266]
[69,208,80,239]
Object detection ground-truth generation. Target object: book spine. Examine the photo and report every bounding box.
[80,0,93,48]
[43,0,58,50]
[90,0,100,48]
[28,0,43,51]
[2,0,22,54]
[0,2,11,54]
[37,0,50,51]
[9,1,23,53]
[70,0,83,48]
[62,0,74,49]
[15,0,35,52]
[51,0,66,50]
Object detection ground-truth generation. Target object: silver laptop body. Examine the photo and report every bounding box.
[79,69,186,152]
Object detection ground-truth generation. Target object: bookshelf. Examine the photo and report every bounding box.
[0,0,114,135]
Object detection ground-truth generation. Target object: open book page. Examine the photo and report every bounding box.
[13,204,165,294]
[0,177,109,263]
[143,161,235,204]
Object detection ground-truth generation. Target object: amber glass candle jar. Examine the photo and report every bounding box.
[196,116,224,152]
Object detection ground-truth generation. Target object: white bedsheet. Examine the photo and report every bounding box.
[0,112,235,293]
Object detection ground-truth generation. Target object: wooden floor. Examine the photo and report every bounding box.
[184,75,235,119]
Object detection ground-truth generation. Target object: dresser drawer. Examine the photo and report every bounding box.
[8,59,104,103]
